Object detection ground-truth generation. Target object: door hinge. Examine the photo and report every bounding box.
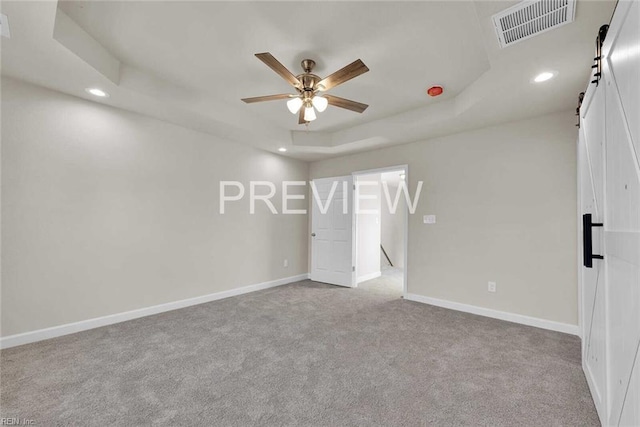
[352,266,355,272]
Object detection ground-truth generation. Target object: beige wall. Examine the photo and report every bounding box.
[1,77,579,336]
[1,78,309,336]
[311,111,578,325]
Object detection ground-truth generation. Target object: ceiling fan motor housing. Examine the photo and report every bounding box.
[297,59,321,93]
[298,74,320,92]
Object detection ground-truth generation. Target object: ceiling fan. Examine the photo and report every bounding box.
[241,53,369,125]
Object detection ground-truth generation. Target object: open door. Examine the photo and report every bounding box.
[601,4,640,424]
[579,3,640,424]
[579,85,607,419]
[310,176,354,287]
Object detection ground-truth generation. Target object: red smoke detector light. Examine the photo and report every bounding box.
[427,85,444,97]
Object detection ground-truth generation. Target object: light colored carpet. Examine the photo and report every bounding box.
[0,280,598,426]
[358,266,403,295]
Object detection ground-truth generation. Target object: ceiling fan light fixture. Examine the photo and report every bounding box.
[312,95,328,112]
[304,106,317,122]
[286,97,303,114]
[242,53,370,124]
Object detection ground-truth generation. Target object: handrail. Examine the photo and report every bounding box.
[380,245,393,267]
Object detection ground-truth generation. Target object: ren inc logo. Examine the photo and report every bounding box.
[218,180,423,215]
[0,419,36,426]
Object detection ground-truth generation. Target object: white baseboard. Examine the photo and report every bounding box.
[405,293,579,336]
[0,273,310,350]
[357,271,381,284]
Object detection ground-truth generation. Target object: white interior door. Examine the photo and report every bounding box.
[579,82,607,419]
[602,2,640,425]
[310,176,354,287]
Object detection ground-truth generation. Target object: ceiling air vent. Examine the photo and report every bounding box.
[492,0,576,48]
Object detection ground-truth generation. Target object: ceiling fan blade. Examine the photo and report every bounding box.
[298,108,307,125]
[241,94,292,103]
[255,53,302,89]
[325,95,368,113]
[316,59,369,91]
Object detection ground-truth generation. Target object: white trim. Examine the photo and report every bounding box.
[405,293,579,336]
[357,271,381,284]
[352,164,409,176]
[352,164,409,299]
[0,273,310,349]
[577,133,584,342]
[583,358,606,423]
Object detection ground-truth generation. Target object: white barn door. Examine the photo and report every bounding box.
[579,1,640,424]
[310,176,355,287]
[602,1,640,425]
[579,80,607,419]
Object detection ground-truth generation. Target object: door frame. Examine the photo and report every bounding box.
[352,165,409,298]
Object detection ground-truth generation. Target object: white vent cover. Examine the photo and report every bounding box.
[492,0,576,48]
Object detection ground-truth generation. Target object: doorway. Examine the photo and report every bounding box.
[353,166,408,297]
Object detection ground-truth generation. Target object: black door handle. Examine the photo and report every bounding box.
[583,213,604,268]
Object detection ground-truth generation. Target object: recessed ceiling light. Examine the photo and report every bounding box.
[85,88,109,97]
[278,147,287,152]
[533,72,555,83]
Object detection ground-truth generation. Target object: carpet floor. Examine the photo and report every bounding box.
[1,279,598,426]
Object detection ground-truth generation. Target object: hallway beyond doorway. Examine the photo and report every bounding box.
[357,266,403,296]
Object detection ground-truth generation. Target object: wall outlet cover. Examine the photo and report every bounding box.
[488,281,497,292]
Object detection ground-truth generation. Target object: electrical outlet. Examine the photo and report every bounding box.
[488,281,497,293]
[283,259,289,268]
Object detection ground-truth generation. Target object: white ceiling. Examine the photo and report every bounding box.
[0,1,616,160]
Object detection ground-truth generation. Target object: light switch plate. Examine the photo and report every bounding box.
[0,14,10,39]
[423,215,436,224]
